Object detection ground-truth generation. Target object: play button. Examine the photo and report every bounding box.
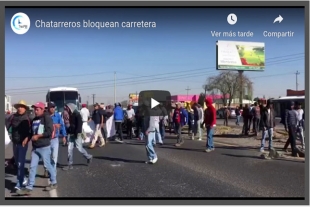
[151,98,160,109]
[138,90,172,116]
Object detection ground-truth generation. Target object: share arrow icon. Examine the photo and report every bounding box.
[273,15,283,23]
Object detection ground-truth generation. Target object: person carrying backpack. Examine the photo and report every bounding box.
[6,100,31,192]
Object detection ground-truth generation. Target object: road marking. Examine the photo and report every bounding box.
[48,179,58,197]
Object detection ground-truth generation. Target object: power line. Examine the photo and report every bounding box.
[7,68,304,96]
[5,54,304,93]
[7,69,303,97]
[6,55,305,96]
[5,52,304,79]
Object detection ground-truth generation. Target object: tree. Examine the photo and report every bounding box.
[204,71,251,106]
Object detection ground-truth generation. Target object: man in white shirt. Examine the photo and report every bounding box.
[80,104,91,142]
[295,102,305,149]
[80,104,90,122]
[126,105,135,139]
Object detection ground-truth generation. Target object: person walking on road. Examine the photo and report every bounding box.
[145,116,158,164]
[17,102,57,195]
[187,107,195,139]
[100,103,109,143]
[223,106,230,126]
[235,106,241,126]
[153,113,163,146]
[252,102,261,136]
[89,103,105,148]
[62,105,71,146]
[159,103,168,141]
[114,103,124,142]
[126,104,135,139]
[63,103,93,171]
[80,103,90,142]
[242,104,249,135]
[6,100,31,191]
[248,104,254,132]
[197,104,204,140]
[295,102,305,150]
[44,102,66,178]
[260,100,276,153]
[203,97,217,153]
[173,102,187,147]
[282,101,299,157]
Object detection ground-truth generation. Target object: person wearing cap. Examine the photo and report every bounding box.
[172,102,188,147]
[260,99,276,153]
[202,97,217,152]
[6,100,31,192]
[43,102,67,177]
[114,102,124,142]
[282,101,299,156]
[62,103,93,171]
[89,103,105,148]
[17,102,57,195]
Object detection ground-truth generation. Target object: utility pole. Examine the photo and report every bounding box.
[185,86,191,101]
[295,70,300,90]
[114,71,116,104]
[92,94,95,105]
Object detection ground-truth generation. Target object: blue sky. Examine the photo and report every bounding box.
[5,8,305,104]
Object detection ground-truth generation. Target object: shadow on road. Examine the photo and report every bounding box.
[57,163,88,168]
[160,146,204,153]
[214,134,256,138]
[93,156,145,164]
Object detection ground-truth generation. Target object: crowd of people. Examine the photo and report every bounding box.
[4,96,305,196]
[226,100,305,156]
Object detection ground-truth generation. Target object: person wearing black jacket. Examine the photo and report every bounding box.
[63,103,93,171]
[100,103,108,143]
[259,99,276,152]
[6,100,31,192]
[17,102,57,195]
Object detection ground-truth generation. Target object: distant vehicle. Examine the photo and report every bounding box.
[229,108,236,118]
[46,87,81,114]
[272,96,305,118]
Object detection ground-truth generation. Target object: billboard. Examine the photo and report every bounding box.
[216,41,265,71]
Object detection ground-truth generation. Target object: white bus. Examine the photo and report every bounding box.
[46,87,81,113]
[272,96,305,118]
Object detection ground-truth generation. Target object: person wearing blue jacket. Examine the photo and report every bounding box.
[45,102,66,177]
[113,103,124,141]
[173,102,188,146]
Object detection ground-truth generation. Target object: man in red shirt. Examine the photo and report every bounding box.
[203,97,217,152]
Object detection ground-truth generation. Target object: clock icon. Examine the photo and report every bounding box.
[227,13,237,25]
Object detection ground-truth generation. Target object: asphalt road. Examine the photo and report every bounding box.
[55,135,304,198]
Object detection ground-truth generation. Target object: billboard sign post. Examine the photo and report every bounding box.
[216,40,265,71]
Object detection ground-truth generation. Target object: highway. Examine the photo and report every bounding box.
[54,134,304,198]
